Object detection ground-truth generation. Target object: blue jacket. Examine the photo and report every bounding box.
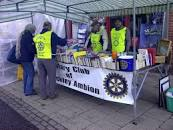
[19,31,36,62]
[40,29,67,58]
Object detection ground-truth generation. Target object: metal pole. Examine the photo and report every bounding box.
[133,1,136,71]
[31,12,33,24]
[65,6,69,39]
[16,3,19,11]
[163,0,170,76]
[68,0,101,7]
[43,0,46,12]
[136,71,149,100]
[48,0,88,14]
[132,0,137,125]
[166,0,170,39]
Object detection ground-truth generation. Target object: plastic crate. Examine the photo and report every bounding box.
[166,87,173,113]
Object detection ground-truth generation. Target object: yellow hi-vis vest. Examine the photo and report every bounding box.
[111,27,126,52]
[33,31,52,59]
[90,33,103,53]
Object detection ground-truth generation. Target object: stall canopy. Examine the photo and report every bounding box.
[0,0,173,23]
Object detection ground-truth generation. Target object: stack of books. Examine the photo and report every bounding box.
[56,51,122,70]
[57,53,120,70]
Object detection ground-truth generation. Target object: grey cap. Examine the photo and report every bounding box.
[43,21,52,29]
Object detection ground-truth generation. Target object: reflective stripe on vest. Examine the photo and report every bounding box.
[90,33,103,53]
[33,31,52,59]
[111,27,126,52]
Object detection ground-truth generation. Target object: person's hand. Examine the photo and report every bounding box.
[67,39,73,44]
[67,39,79,44]
[83,47,88,51]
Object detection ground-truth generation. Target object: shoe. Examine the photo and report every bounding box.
[25,90,37,96]
[32,89,37,93]
[41,96,48,100]
[32,90,37,95]
[49,94,58,99]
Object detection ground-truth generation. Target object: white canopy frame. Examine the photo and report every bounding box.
[0,0,173,23]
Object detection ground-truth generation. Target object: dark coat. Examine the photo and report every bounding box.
[19,31,36,62]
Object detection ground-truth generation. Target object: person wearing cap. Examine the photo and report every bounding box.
[85,21,108,53]
[33,21,66,100]
[16,24,37,96]
[111,18,131,53]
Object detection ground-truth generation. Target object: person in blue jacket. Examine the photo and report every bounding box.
[16,24,37,96]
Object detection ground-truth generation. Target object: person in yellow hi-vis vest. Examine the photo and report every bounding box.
[111,18,131,53]
[33,21,66,100]
[85,21,108,53]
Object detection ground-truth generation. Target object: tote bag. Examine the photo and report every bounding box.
[7,45,21,64]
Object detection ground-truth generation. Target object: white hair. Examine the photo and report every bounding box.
[15,24,36,59]
[25,24,36,34]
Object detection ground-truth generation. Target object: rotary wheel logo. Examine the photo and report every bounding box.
[38,42,44,51]
[37,36,45,51]
[113,39,119,46]
[103,73,128,99]
[120,60,128,70]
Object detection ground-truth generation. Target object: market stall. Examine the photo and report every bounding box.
[54,0,173,123]
[0,0,173,123]
[55,41,171,124]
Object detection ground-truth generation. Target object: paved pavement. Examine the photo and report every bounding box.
[0,99,38,130]
[0,73,173,130]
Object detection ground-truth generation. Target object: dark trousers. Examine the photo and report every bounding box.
[37,59,56,98]
[21,62,35,95]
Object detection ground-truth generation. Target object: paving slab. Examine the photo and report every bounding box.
[80,109,109,123]
[84,120,120,130]
[61,116,92,130]
[49,113,70,124]
[58,104,86,119]
[0,99,38,130]
[159,118,173,130]
[143,106,172,122]
[105,112,134,127]
[121,115,162,130]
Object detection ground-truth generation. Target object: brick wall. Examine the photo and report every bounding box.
[169,11,173,72]
[169,11,173,42]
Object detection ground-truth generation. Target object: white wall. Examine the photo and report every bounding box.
[0,18,31,40]
[33,13,66,38]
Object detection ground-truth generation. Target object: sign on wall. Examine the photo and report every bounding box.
[56,62,134,105]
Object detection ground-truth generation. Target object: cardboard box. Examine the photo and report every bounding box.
[155,56,166,63]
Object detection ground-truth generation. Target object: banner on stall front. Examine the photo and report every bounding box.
[56,62,134,105]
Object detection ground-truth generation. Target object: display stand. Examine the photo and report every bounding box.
[132,64,166,124]
[131,0,170,124]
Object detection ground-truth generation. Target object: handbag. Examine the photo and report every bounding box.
[7,45,21,64]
